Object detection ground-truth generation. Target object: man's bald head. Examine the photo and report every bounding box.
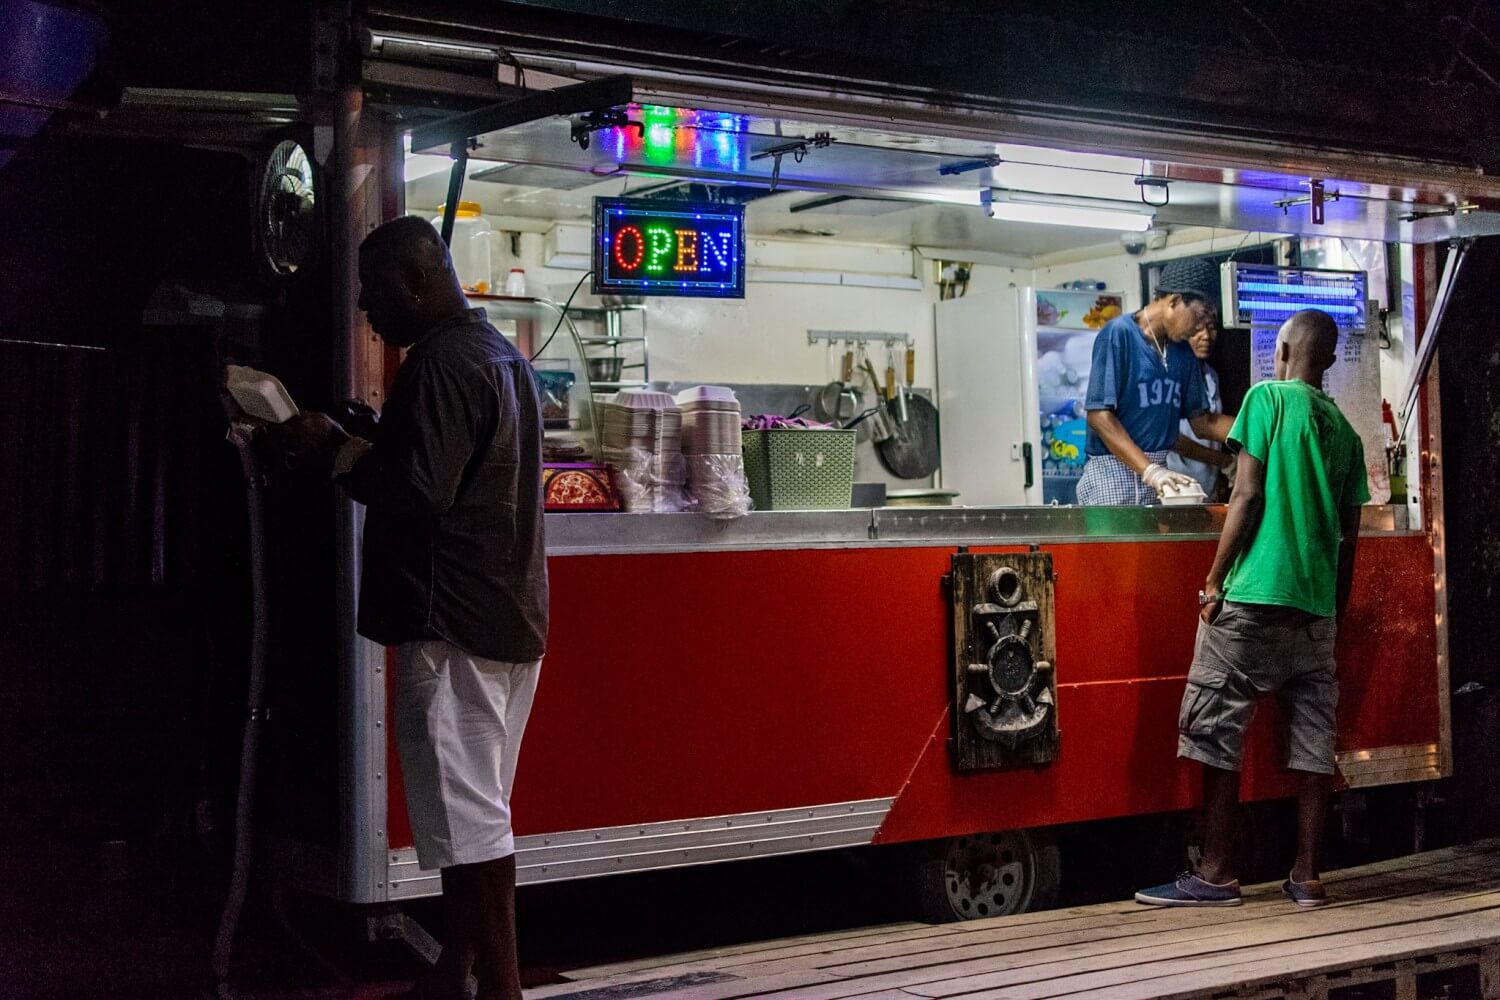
[357,216,469,347]
[360,215,454,274]
[1274,308,1340,383]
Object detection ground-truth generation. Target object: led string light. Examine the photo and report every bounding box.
[612,225,644,270]
[645,226,673,274]
[673,229,700,272]
[701,230,734,271]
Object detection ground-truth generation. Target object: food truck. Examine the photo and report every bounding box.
[235,8,1500,926]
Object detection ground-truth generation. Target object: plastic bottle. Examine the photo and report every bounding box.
[1381,399,1398,445]
[431,202,492,294]
[504,268,527,298]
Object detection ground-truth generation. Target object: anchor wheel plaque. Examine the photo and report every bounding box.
[949,552,1059,771]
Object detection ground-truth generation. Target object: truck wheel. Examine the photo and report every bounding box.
[914,829,1060,923]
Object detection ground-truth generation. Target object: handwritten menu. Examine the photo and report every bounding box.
[1250,317,1390,503]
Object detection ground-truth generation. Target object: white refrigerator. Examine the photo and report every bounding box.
[935,287,1125,506]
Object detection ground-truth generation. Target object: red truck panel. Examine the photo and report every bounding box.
[386,533,1437,851]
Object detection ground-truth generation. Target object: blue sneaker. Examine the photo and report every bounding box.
[1134,871,1243,907]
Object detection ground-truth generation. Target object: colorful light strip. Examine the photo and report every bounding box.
[1237,281,1360,298]
[1239,300,1361,314]
[607,107,748,174]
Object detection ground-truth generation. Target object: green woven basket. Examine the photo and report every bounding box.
[741,429,856,510]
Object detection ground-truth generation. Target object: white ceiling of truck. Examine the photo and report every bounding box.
[404,168,1116,258]
[406,100,1500,252]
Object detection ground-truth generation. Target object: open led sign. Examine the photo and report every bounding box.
[592,197,745,298]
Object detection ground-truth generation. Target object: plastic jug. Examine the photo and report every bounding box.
[432,202,493,294]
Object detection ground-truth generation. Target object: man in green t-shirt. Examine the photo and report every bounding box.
[1136,309,1369,909]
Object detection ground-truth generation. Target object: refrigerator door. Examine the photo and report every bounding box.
[935,289,1035,506]
[1030,289,1126,504]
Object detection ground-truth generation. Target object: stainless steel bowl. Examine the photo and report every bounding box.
[587,356,624,383]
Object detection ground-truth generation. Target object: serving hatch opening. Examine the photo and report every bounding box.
[398,84,1470,517]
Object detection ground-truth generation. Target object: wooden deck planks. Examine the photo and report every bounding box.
[894,886,1500,994]
[763,887,1500,1000]
[1049,917,1500,1000]
[552,843,1497,990]
[532,840,1500,1000]
[902,900,1500,998]
[556,923,940,982]
[707,868,1500,991]
[755,862,1500,981]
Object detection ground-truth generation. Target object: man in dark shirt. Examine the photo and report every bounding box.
[281,215,547,1000]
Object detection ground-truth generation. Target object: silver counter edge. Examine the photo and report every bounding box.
[545,505,1411,557]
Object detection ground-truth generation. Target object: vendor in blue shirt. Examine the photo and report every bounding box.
[1078,258,1236,505]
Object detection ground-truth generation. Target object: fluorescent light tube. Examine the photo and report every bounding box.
[984,190,1155,231]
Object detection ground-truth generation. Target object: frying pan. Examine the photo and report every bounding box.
[878,392,940,479]
[859,358,940,479]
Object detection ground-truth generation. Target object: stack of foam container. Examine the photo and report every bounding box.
[677,385,752,519]
[599,389,687,512]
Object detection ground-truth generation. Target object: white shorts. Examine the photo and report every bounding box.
[394,640,541,870]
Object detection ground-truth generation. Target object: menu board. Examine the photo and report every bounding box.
[1236,265,1389,503]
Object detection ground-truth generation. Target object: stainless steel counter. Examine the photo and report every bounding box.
[546,505,1413,556]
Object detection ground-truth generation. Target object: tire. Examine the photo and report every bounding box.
[914,828,1061,923]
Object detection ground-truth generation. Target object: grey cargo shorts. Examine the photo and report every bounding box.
[1177,601,1338,775]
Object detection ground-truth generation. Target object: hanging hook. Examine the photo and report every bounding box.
[1135,176,1171,208]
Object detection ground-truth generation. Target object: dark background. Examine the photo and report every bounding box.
[3,1,1499,996]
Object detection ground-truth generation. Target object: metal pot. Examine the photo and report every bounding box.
[813,381,863,425]
[586,356,624,383]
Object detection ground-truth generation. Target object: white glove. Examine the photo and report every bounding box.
[1142,462,1197,498]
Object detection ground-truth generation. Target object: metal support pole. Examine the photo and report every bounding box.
[1398,240,1470,441]
[439,141,468,246]
[332,84,393,905]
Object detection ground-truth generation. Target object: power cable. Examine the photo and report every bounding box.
[529,270,593,363]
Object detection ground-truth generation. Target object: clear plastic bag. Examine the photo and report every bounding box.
[686,453,753,520]
[603,445,690,513]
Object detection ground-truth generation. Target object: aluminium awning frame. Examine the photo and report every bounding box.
[362,5,1500,213]
[409,75,634,244]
